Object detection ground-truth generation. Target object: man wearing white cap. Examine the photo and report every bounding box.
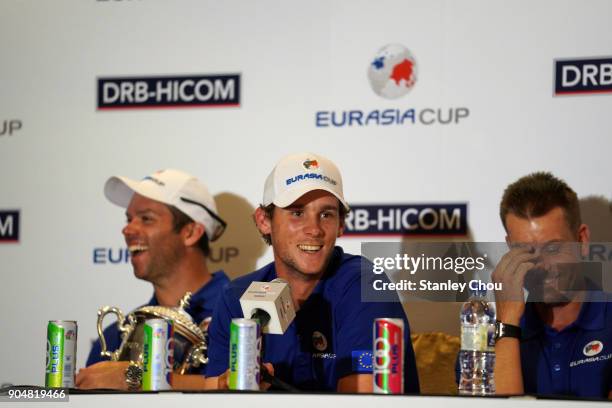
[76,169,229,390]
[205,153,419,393]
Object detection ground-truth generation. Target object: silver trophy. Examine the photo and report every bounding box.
[96,292,209,374]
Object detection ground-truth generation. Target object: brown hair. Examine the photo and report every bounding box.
[168,205,210,256]
[256,202,349,246]
[500,171,581,234]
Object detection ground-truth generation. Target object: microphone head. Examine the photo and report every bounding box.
[239,280,296,334]
[250,308,271,327]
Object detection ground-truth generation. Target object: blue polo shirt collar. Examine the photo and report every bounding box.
[573,291,607,331]
[148,270,229,314]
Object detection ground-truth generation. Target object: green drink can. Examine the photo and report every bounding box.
[45,320,77,388]
[228,318,261,390]
[142,319,174,391]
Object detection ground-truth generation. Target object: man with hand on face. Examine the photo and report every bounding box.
[493,172,612,398]
[205,152,420,393]
[76,169,229,390]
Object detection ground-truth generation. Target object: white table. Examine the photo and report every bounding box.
[28,392,608,408]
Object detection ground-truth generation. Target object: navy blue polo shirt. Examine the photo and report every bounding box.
[205,247,420,392]
[520,292,612,398]
[86,271,229,374]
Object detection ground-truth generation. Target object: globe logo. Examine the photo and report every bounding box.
[368,44,417,99]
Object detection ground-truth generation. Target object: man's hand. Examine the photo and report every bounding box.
[75,361,130,390]
[259,363,275,391]
[215,370,229,390]
[213,363,275,391]
[172,374,209,390]
[491,246,537,396]
[492,247,537,325]
[337,373,373,393]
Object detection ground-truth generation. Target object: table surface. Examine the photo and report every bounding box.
[12,391,607,408]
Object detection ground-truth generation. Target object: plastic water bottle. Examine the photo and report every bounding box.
[458,290,496,395]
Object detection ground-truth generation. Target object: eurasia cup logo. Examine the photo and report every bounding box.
[368,44,418,99]
[312,331,328,351]
[303,159,319,170]
[583,340,603,357]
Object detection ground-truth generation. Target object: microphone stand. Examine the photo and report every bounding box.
[251,310,301,393]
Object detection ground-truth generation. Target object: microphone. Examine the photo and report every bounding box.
[239,278,299,392]
[239,278,296,335]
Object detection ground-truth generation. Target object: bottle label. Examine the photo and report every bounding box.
[461,324,494,352]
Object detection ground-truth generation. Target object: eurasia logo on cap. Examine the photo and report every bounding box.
[303,159,319,170]
[262,152,350,211]
[142,172,166,186]
[583,340,603,357]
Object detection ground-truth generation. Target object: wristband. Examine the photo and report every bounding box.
[494,320,522,342]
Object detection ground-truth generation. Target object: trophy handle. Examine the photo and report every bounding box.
[178,342,208,375]
[177,316,211,374]
[96,306,135,361]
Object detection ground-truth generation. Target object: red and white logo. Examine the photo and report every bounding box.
[368,44,418,99]
[583,340,603,357]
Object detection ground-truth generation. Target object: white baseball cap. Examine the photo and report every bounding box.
[104,169,226,241]
[263,152,350,211]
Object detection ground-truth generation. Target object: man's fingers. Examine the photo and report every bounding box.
[515,262,535,286]
[495,250,517,278]
[73,361,130,390]
[259,363,275,391]
[493,249,522,281]
[505,252,538,279]
[263,362,274,377]
[75,368,87,387]
[218,370,229,390]
[494,249,537,282]
[497,247,532,272]
[75,371,94,390]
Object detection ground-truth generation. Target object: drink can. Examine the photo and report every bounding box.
[45,320,77,388]
[142,319,174,390]
[228,318,261,390]
[373,318,404,394]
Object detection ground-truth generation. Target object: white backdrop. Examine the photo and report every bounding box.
[1,0,611,386]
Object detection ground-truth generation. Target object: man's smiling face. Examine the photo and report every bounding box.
[262,190,344,280]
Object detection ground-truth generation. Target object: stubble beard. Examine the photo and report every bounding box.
[138,241,184,285]
[277,247,335,282]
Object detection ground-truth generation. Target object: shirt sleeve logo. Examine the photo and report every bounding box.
[583,340,603,357]
[312,331,328,351]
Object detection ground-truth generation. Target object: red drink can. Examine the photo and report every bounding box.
[373,318,404,394]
